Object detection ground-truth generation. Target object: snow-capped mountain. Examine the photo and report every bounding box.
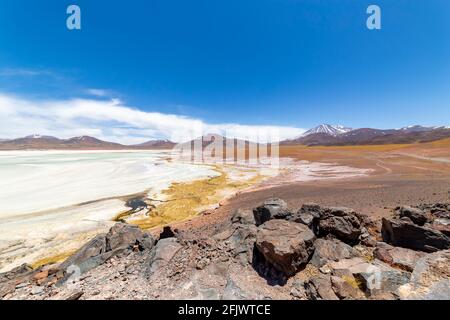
[399,125,435,133]
[399,125,450,132]
[25,134,59,140]
[302,124,353,137]
[282,124,450,146]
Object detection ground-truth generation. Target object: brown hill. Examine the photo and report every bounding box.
[0,135,176,150]
[131,139,176,149]
[0,135,125,150]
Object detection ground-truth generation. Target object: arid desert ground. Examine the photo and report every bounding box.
[171,139,450,238]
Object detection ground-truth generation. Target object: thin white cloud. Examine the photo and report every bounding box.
[0,68,54,78]
[86,88,109,97]
[0,92,305,144]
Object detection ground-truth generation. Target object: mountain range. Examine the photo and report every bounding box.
[0,124,449,150]
[282,124,450,146]
[0,135,175,150]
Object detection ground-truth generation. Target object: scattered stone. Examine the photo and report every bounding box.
[106,223,154,251]
[381,218,450,252]
[253,198,292,226]
[360,235,377,247]
[3,200,449,301]
[198,287,220,300]
[65,291,84,300]
[289,203,321,231]
[318,207,362,245]
[309,238,356,268]
[305,275,339,300]
[328,257,410,297]
[354,212,377,231]
[146,238,183,276]
[228,224,257,265]
[231,209,256,225]
[429,219,450,237]
[399,206,428,226]
[255,220,315,276]
[58,223,155,280]
[196,258,210,270]
[330,275,366,300]
[0,264,33,282]
[59,234,108,274]
[290,280,307,300]
[222,278,247,300]
[374,242,426,272]
[0,283,15,298]
[15,283,28,289]
[33,270,49,282]
[398,250,450,300]
[298,203,322,217]
[31,286,44,295]
[159,226,177,239]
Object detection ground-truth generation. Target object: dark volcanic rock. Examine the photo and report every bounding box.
[318,207,362,245]
[231,209,256,225]
[230,224,258,265]
[330,275,366,300]
[106,223,155,251]
[159,226,177,239]
[60,223,155,277]
[374,242,426,272]
[304,275,339,300]
[399,206,428,226]
[60,234,108,274]
[381,218,450,252]
[253,198,292,226]
[328,257,410,298]
[0,264,33,283]
[290,280,308,299]
[0,264,34,298]
[288,203,321,232]
[146,238,183,276]
[309,238,356,268]
[428,219,450,237]
[255,219,315,276]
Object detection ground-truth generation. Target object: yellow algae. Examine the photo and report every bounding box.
[31,250,76,269]
[342,275,364,290]
[130,165,264,230]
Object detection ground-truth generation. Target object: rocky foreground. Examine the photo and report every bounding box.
[1,200,449,300]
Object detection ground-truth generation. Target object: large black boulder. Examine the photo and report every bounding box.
[253,198,292,226]
[382,218,450,252]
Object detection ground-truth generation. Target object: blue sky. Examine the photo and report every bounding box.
[0,0,449,143]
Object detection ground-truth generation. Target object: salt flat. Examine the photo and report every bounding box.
[0,150,219,271]
[0,150,218,217]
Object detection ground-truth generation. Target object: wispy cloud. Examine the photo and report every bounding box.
[0,68,55,78]
[0,92,305,144]
[86,88,109,97]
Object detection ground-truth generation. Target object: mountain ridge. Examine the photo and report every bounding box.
[0,136,175,150]
[283,125,450,146]
[1,124,450,150]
